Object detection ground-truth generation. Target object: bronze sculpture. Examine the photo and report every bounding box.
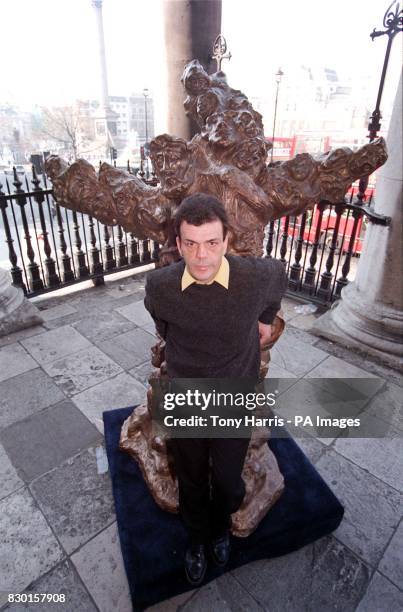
[45,60,387,537]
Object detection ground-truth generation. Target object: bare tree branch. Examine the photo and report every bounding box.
[33,105,91,159]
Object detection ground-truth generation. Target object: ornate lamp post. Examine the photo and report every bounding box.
[143,87,149,178]
[270,68,284,163]
[356,0,402,202]
[368,0,402,140]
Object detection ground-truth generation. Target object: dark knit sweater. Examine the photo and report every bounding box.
[144,255,287,379]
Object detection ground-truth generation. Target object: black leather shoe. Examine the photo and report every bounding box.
[185,544,207,586]
[210,531,231,567]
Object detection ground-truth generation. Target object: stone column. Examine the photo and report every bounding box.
[163,0,221,139]
[91,0,116,153]
[0,268,43,337]
[312,71,403,371]
[92,0,110,112]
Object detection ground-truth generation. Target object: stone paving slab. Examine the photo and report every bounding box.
[38,303,77,322]
[105,283,144,300]
[0,324,46,349]
[274,379,350,443]
[69,294,120,316]
[21,326,92,365]
[0,343,38,383]
[288,311,321,331]
[378,519,403,589]
[108,292,147,309]
[306,354,384,399]
[313,337,403,388]
[96,327,155,370]
[141,321,157,336]
[72,310,137,343]
[0,488,64,607]
[231,536,370,612]
[295,434,326,465]
[315,450,403,566]
[277,297,301,322]
[146,590,196,612]
[181,572,262,611]
[0,399,102,483]
[2,560,97,612]
[115,299,153,327]
[71,522,132,612]
[42,311,89,331]
[265,362,298,380]
[366,381,403,432]
[310,351,381,383]
[128,360,155,388]
[30,446,116,555]
[0,443,24,501]
[355,571,403,612]
[41,346,123,397]
[280,323,321,346]
[106,288,146,306]
[72,372,146,434]
[334,415,403,491]
[270,333,328,376]
[264,363,299,396]
[0,368,65,431]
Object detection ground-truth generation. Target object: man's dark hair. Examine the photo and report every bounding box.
[174,193,229,239]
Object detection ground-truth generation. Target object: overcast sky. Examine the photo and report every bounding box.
[1,0,401,131]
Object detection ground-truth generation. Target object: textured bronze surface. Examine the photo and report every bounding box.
[45,60,388,537]
[44,65,387,258]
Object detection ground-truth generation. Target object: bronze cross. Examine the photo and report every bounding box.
[212,35,232,71]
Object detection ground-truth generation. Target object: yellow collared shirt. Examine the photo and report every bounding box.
[181,256,229,291]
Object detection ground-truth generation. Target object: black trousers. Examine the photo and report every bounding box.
[169,437,250,545]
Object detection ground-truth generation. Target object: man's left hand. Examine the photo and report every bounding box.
[258,321,272,349]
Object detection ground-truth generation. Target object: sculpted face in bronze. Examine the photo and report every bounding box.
[204,111,237,148]
[227,93,250,111]
[231,138,268,180]
[233,110,262,139]
[348,138,388,176]
[44,155,66,178]
[321,147,351,170]
[286,153,316,182]
[181,59,210,96]
[196,91,219,122]
[149,134,194,199]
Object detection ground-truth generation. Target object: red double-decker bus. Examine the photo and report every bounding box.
[279,201,371,256]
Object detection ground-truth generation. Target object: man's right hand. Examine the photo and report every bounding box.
[258,321,272,348]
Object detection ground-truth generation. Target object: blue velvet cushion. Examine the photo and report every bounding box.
[103,406,344,611]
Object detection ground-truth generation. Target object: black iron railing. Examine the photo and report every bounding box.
[265,185,391,305]
[1,165,388,306]
[0,168,159,297]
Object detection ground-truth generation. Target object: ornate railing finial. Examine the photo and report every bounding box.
[370,0,403,40]
[365,0,403,141]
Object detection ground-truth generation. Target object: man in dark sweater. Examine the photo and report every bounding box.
[144,193,287,585]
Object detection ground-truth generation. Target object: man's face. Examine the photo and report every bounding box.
[176,220,228,284]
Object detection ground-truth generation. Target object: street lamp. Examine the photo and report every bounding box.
[270,68,284,163]
[143,87,149,178]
